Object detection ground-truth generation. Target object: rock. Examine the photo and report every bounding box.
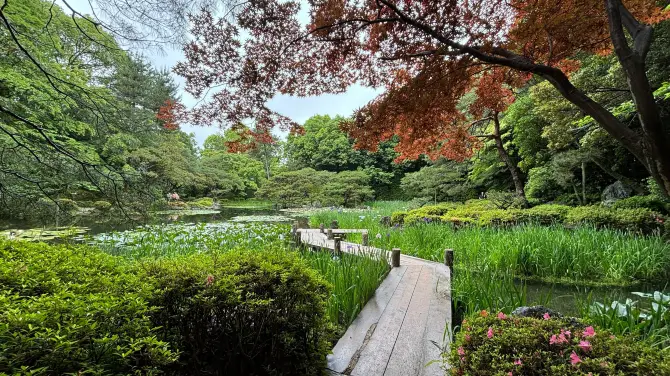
[511,306,563,319]
[379,216,391,226]
[602,181,631,204]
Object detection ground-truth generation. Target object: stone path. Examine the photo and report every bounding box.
[298,229,452,376]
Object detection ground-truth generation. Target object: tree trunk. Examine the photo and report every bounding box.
[492,112,528,206]
[604,0,670,197]
[581,162,586,204]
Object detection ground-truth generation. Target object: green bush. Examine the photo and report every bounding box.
[520,204,572,224]
[566,206,663,233]
[141,250,331,376]
[450,313,670,375]
[93,200,113,211]
[167,200,188,209]
[1,242,333,376]
[475,208,523,226]
[188,197,215,208]
[402,203,460,225]
[55,198,79,212]
[0,240,177,375]
[390,211,407,226]
[612,195,670,214]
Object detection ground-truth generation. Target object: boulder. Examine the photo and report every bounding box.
[511,306,563,319]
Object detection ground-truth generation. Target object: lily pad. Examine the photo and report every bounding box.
[1,227,89,241]
[230,215,293,222]
[153,209,221,216]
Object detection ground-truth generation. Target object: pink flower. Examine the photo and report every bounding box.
[543,312,551,320]
[609,335,615,339]
[570,351,582,365]
[514,358,522,365]
[487,327,494,338]
[205,275,215,286]
[497,312,507,320]
[457,347,465,356]
[465,334,471,342]
[563,330,571,338]
[583,326,596,337]
[549,332,568,345]
[508,373,513,376]
[480,310,489,317]
[578,340,592,352]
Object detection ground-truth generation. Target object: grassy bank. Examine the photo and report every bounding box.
[310,210,670,286]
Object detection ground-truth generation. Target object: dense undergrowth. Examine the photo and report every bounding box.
[1,222,389,375]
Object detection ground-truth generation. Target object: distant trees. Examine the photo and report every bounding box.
[285,115,425,198]
[256,169,373,208]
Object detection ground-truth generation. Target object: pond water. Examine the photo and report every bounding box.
[524,280,666,316]
[0,206,300,241]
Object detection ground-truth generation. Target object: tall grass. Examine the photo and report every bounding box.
[310,210,670,286]
[301,249,390,328]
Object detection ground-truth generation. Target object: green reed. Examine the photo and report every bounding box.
[300,248,390,328]
[310,210,670,286]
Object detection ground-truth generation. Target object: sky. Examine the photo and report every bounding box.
[61,0,383,146]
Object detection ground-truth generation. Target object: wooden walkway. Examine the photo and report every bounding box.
[298,229,452,376]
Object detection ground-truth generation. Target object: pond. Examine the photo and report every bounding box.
[0,206,300,242]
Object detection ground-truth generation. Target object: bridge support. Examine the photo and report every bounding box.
[391,248,401,267]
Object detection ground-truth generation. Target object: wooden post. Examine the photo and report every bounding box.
[327,228,333,240]
[361,232,369,246]
[319,223,325,233]
[331,220,339,229]
[444,248,454,280]
[391,248,401,267]
[290,223,297,248]
[334,238,341,256]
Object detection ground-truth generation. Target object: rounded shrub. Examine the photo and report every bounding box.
[566,206,664,233]
[520,204,572,224]
[612,195,670,215]
[390,211,408,226]
[450,313,670,375]
[0,240,177,375]
[188,197,215,208]
[93,200,113,211]
[140,249,332,376]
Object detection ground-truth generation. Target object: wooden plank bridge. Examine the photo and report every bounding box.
[295,227,452,376]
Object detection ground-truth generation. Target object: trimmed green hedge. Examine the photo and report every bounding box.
[393,201,666,234]
[611,195,670,214]
[141,251,331,375]
[0,241,332,375]
[0,240,177,375]
[450,313,670,375]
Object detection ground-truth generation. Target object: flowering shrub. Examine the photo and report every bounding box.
[449,313,670,375]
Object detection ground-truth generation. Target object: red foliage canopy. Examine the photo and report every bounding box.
[174,0,668,161]
[156,99,185,131]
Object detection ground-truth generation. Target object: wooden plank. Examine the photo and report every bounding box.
[298,228,369,234]
[420,264,451,376]
[327,266,409,373]
[350,265,423,376]
[383,265,435,376]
